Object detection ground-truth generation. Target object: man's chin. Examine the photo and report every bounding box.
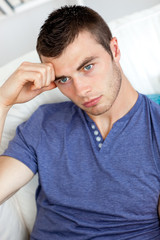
[84,105,111,117]
[73,101,111,116]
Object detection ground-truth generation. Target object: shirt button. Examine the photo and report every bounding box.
[91,124,96,129]
[96,136,101,142]
[98,143,103,148]
[94,130,99,135]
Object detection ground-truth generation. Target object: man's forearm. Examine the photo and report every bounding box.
[0,105,11,144]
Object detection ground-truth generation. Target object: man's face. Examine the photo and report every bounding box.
[41,31,122,120]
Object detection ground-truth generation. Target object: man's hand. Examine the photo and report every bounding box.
[0,61,56,108]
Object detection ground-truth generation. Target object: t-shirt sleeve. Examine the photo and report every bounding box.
[147,98,160,176]
[2,107,43,174]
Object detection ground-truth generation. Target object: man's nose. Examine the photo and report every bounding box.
[73,77,92,97]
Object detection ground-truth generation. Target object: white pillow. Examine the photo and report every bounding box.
[0,197,29,240]
[109,3,160,94]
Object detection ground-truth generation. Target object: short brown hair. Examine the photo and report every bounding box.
[36,5,113,59]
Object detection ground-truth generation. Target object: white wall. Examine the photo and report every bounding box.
[0,0,54,66]
[0,0,83,67]
[83,0,160,22]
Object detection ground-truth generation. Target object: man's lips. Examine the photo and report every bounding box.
[83,96,102,108]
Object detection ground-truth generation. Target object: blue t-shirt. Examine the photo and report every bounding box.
[3,93,160,239]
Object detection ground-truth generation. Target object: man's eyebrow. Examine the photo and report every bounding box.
[54,75,67,82]
[76,56,98,71]
[54,56,98,81]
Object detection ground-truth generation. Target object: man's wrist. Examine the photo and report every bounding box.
[0,103,11,116]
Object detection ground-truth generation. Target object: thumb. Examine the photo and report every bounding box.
[41,82,57,92]
[32,82,57,95]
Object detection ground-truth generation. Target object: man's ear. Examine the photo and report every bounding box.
[110,37,121,62]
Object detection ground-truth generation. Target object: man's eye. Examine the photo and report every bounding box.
[84,64,93,71]
[60,77,69,84]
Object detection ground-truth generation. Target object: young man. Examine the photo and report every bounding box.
[0,5,160,240]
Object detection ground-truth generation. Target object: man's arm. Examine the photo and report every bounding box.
[0,105,9,144]
[0,156,34,204]
[0,105,33,204]
[0,61,56,204]
[0,62,56,142]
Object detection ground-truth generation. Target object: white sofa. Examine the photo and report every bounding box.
[0,3,160,239]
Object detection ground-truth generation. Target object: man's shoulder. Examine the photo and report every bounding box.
[143,94,160,116]
[18,101,80,137]
[142,94,160,129]
[30,101,79,125]
[39,101,75,114]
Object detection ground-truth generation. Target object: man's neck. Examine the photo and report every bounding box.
[88,75,138,139]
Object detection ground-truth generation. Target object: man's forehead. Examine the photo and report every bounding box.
[41,31,101,61]
[40,31,111,72]
[41,53,99,74]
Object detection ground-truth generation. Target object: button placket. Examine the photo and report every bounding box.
[90,123,103,150]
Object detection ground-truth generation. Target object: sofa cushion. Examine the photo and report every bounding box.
[109,3,160,94]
